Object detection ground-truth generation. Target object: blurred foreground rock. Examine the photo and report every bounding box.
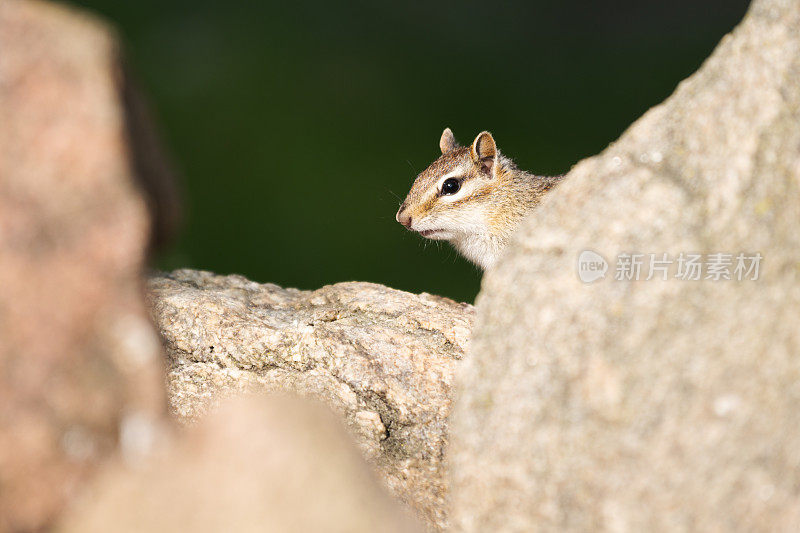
[450,0,800,531]
[0,1,173,529]
[0,2,466,529]
[59,395,421,533]
[147,269,474,531]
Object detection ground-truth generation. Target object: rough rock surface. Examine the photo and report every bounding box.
[450,0,800,531]
[59,395,422,533]
[0,1,172,530]
[147,269,474,531]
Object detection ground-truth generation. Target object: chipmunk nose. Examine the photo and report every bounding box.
[396,205,412,228]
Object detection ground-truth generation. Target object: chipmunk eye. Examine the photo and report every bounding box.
[441,178,461,196]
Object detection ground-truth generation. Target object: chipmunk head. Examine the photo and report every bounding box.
[396,128,503,244]
[396,128,561,270]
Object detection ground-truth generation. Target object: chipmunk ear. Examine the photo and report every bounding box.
[439,127,458,154]
[471,131,497,175]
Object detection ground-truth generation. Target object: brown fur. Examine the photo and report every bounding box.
[396,129,564,269]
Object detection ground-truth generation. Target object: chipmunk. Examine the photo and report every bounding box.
[396,128,563,270]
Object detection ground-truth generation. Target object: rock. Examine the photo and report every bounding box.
[450,0,800,531]
[0,1,173,530]
[147,269,474,531]
[58,395,422,533]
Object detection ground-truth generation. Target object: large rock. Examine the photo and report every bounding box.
[450,0,800,531]
[147,269,474,531]
[0,1,173,530]
[58,395,422,533]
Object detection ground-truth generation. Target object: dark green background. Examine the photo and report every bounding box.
[75,0,749,302]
